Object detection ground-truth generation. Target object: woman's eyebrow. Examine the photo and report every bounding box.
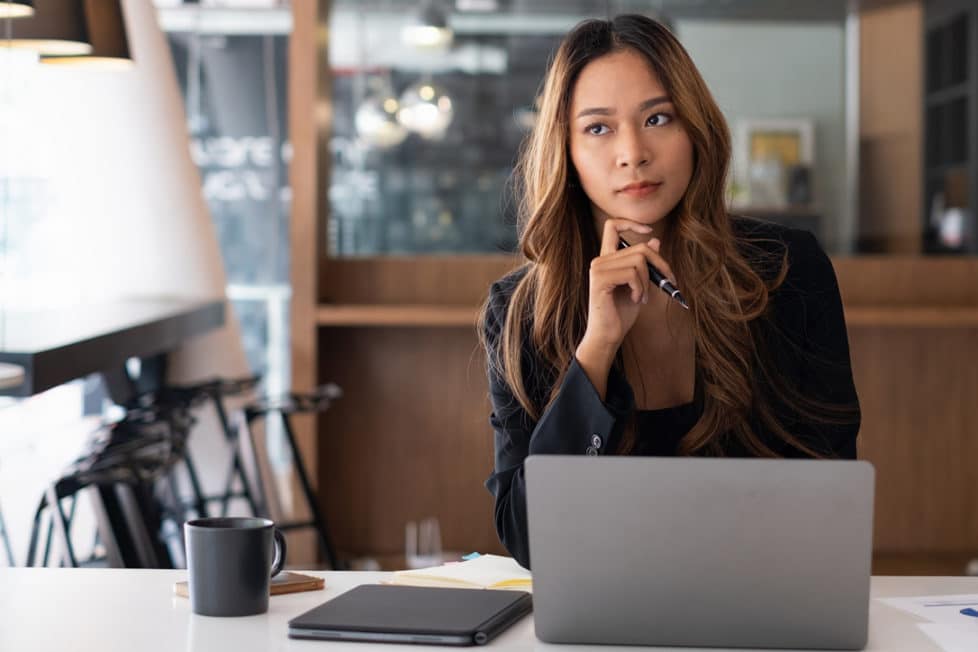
[574,95,672,119]
[638,95,672,111]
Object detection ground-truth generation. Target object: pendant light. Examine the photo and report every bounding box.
[402,0,452,50]
[2,0,91,56]
[356,79,408,149]
[0,1,34,19]
[397,79,454,140]
[42,0,131,68]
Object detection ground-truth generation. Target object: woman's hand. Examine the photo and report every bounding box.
[574,218,676,398]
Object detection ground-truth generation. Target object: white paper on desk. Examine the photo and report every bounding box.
[918,624,978,652]
[878,594,978,625]
[391,554,532,590]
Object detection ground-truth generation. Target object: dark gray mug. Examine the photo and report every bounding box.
[184,517,287,617]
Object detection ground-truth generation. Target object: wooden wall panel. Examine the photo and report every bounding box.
[317,327,506,559]
[287,0,330,564]
[850,327,978,551]
[858,1,923,253]
[313,256,978,561]
[834,257,978,305]
[859,137,923,253]
[319,257,518,305]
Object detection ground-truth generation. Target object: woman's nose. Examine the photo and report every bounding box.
[616,130,650,168]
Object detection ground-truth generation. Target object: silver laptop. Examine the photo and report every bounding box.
[525,456,875,650]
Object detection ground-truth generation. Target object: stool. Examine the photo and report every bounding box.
[243,383,345,569]
[26,401,193,568]
[159,376,264,519]
[0,500,14,566]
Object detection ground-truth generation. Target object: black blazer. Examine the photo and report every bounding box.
[482,218,861,569]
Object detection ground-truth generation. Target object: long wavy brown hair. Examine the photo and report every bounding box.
[481,14,850,457]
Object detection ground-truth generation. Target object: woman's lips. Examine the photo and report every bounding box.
[618,182,662,198]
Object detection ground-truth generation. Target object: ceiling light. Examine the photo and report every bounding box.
[402,1,452,50]
[2,0,92,57]
[0,1,33,19]
[455,0,496,11]
[41,0,132,69]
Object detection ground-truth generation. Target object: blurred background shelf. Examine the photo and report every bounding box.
[846,306,978,327]
[315,303,978,329]
[316,304,479,327]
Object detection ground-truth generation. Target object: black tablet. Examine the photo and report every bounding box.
[287,584,533,646]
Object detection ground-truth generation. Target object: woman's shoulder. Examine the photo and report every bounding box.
[487,264,531,314]
[483,264,531,337]
[731,215,821,254]
[730,215,832,287]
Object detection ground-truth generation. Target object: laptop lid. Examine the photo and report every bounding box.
[287,584,532,646]
[525,456,874,650]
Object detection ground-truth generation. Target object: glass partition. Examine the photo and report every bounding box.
[326,0,857,255]
[163,24,291,384]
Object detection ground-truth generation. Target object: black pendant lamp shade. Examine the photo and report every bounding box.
[42,0,132,68]
[2,0,92,56]
[0,1,34,19]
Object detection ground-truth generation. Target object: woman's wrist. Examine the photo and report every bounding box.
[575,334,618,400]
[577,332,619,361]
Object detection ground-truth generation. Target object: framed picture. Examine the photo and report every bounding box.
[731,119,815,209]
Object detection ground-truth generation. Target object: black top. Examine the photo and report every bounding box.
[632,404,702,456]
[481,218,861,569]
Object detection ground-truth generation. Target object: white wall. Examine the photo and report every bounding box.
[676,20,848,249]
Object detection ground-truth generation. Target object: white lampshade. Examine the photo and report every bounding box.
[41,0,133,69]
[356,90,408,149]
[2,0,92,56]
[0,1,34,19]
[396,80,453,140]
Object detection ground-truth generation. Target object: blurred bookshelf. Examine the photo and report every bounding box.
[923,1,976,253]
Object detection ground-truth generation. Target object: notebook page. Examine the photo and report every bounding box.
[392,554,532,589]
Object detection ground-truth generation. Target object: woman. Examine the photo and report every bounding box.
[480,14,861,570]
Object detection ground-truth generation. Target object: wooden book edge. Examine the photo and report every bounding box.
[173,571,326,598]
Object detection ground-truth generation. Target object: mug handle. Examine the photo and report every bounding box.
[271,528,287,577]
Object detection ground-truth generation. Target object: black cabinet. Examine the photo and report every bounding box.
[924,0,977,253]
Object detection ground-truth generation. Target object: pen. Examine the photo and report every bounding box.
[618,237,689,310]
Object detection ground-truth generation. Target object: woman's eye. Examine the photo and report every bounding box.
[646,112,673,127]
[585,123,610,136]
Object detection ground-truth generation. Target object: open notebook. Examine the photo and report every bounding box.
[390,554,532,591]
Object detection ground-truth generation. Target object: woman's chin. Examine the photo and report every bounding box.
[612,209,668,228]
[590,200,673,230]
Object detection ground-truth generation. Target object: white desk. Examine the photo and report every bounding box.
[0,569,975,651]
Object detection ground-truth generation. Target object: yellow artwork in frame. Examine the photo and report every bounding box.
[732,119,815,209]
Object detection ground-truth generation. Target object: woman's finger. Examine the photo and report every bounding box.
[642,241,676,283]
[592,256,652,294]
[591,262,647,304]
[600,218,653,256]
[609,238,677,285]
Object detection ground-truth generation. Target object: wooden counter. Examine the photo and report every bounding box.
[0,297,224,397]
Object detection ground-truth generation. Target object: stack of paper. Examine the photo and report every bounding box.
[878,594,978,652]
[390,554,532,591]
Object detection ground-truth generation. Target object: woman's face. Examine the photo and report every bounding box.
[568,48,694,236]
